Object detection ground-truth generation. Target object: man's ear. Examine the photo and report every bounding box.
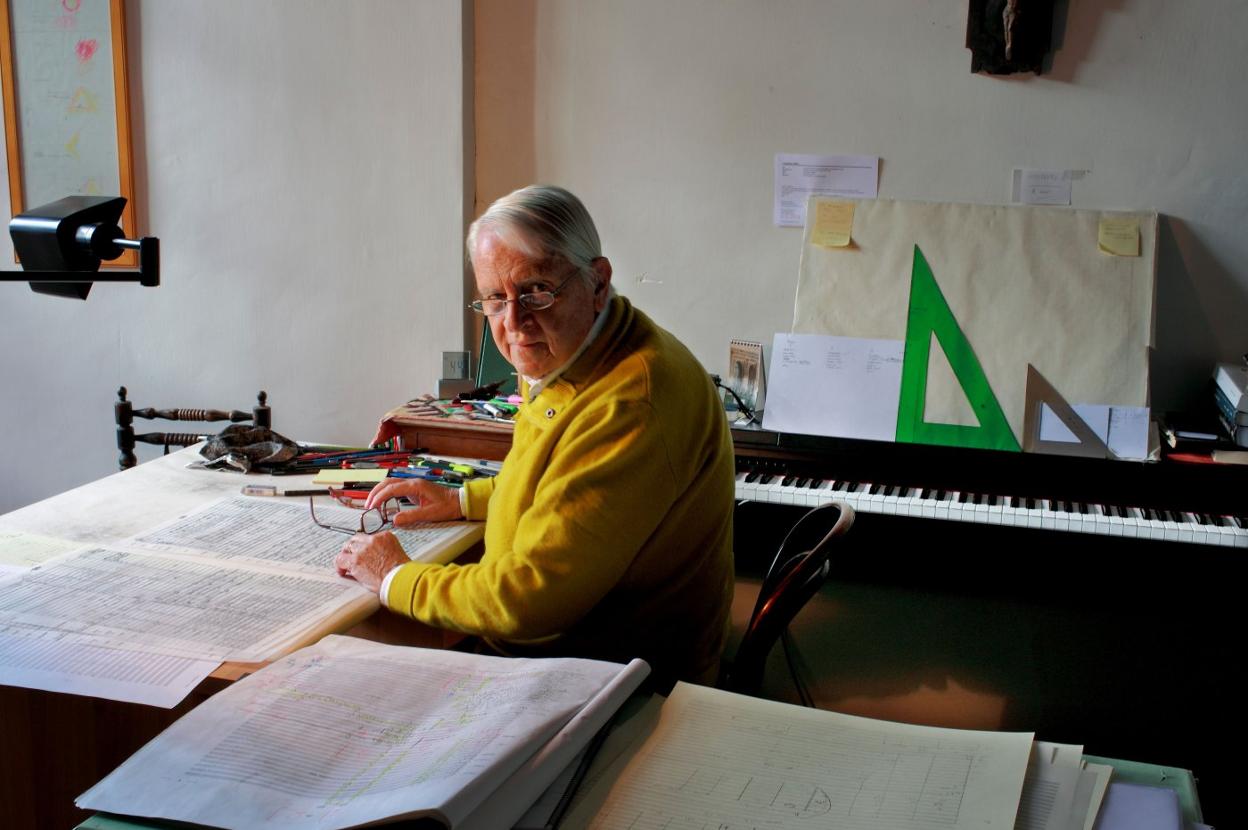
[591,257,613,311]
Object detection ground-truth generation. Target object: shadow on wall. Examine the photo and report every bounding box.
[474,0,537,212]
[1151,214,1248,414]
[1041,0,1125,83]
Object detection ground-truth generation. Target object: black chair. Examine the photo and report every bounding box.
[114,387,271,470]
[720,501,855,699]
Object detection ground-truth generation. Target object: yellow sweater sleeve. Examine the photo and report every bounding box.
[386,397,677,641]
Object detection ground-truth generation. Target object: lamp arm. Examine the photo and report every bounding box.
[2,237,159,287]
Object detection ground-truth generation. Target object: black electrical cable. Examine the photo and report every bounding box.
[709,373,759,425]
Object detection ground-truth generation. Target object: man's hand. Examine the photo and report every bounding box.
[335,531,410,593]
[365,479,464,525]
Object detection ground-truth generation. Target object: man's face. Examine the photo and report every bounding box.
[471,231,610,379]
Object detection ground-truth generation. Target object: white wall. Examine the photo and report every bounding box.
[477,0,1248,416]
[0,0,472,513]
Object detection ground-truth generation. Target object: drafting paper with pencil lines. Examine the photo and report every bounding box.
[583,683,1033,830]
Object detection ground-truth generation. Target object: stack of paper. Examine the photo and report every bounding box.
[78,635,650,830]
[564,682,1036,829]
[1015,741,1113,830]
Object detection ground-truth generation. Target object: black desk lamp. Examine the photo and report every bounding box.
[3,195,159,300]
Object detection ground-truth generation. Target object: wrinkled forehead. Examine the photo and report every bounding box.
[473,235,569,289]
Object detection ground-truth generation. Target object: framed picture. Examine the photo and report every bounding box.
[0,0,136,266]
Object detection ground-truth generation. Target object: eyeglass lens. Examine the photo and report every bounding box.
[310,497,399,534]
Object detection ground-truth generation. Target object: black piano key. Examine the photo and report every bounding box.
[780,476,793,487]
[869,483,883,495]
[936,489,947,501]
[884,485,898,497]
[1077,502,1088,515]
[1140,507,1156,521]
[745,471,760,483]
[1235,516,1248,529]
[759,474,774,485]
[958,492,970,504]
[1027,497,1037,510]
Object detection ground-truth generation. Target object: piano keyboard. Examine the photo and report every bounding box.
[735,471,1248,548]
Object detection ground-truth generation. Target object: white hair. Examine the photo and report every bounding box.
[467,185,602,285]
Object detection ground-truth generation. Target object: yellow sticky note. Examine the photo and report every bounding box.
[1098,217,1140,256]
[311,468,389,484]
[811,201,855,248]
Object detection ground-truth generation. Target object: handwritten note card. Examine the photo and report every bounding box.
[763,333,904,441]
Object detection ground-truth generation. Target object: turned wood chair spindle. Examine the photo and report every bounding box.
[115,387,272,470]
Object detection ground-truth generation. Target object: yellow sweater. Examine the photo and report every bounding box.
[387,296,735,687]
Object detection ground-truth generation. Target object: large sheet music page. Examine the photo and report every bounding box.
[569,682,1033,830]
[78,636,650,830]
[0,466,484,703]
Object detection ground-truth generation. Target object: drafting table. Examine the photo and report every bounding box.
[0,447,471,829]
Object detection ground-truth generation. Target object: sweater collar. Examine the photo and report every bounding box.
[521,295,635,401]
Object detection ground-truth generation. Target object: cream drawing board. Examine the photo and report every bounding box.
[793,197,1157,452]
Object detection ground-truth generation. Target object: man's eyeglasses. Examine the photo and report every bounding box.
[309,492,401,535]
[470,269,583,317]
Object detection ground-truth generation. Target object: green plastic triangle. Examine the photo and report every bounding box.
[896,245,1020,452]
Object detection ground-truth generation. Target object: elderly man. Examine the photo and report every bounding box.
[335,185,735,688]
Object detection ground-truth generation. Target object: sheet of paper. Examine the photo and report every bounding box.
[1012,168,1073,205]
[127,496,481,573]
[763,333,904,441]
[575,683,1033,830]
[78,635,649,830]
[1039,405,1150,460]
[0,529,82,574]
[0,546,376,662]
[0,629,217,707]
[0,446,323,548]
[774,153,878,226]
[1077,762,1113,830]
[1014,741,1083,830]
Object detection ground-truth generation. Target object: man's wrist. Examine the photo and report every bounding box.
[378,563,406,608]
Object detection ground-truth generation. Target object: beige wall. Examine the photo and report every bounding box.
[475,0,1248,414]
[0,1,472,512]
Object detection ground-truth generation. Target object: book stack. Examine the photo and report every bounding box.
[1212,361,1248,448]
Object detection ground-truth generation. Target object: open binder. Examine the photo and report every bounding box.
[77,636,649,829]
